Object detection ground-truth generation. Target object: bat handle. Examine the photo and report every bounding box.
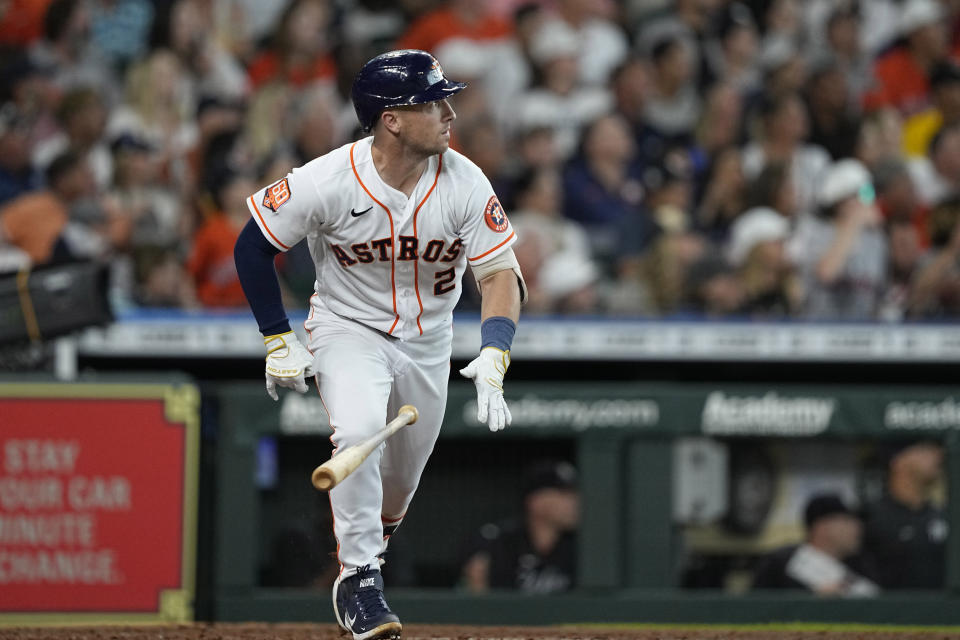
[310,404,419,491]
[398,404,419,424]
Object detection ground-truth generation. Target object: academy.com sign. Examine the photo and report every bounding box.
[701,391,835,436]
[465,395,660,430]
[885,397,960,430]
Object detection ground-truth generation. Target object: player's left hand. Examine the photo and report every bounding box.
[263,330,316,401]
[459,347,512,432]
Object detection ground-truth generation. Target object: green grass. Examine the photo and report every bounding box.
[580,622,960,633]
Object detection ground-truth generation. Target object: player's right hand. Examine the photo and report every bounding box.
[263,330,316,401]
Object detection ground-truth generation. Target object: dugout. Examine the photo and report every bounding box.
[204,379,960,625]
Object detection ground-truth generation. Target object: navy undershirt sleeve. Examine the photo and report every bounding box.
[234,218,292,336]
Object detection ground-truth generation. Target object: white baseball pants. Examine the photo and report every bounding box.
[304,298,450,577]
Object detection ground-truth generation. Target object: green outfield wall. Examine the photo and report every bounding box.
[207,381,960,625]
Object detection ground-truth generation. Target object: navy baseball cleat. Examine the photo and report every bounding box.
[333,565,402,640]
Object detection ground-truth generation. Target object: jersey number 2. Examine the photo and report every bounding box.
[434,267,455,295]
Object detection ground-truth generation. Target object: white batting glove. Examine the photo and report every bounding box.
[459,347,512,432]
[263,330,316,401]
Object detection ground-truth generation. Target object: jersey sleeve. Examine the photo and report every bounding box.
[245,166,321,252]
[459,176,517,265]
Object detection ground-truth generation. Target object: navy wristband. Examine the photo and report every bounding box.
[481,316,516,352]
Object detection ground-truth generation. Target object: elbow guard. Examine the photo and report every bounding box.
[470,248,528,305]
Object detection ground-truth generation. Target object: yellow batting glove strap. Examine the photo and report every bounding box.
[481,347,511,372]
[264,330,294,356]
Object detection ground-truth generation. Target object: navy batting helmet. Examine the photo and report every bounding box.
[352,49,467,132]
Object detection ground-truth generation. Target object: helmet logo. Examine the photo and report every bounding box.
[426,59,444,86]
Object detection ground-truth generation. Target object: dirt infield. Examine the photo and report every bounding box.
[3,624,960,640]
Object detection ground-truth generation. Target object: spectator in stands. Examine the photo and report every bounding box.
[1,52,60,147]
[246,0,336,91]
[907,122,960,207]
[1,149,126,266]
[185,95,247,197]
[509,167,596,314]
[756,37,808,103]
[461,460,579,594]
[518,18,612,160]
[562,113,644,265]
[0,0,51,47]
[816,2,872,103]
[543,0,629,87]
[613,226,707,317]
[752,493,879,597]
[288,86,342,166]
[691,82,745,174]
[33,87,112,189]
[805,62,860,161]
[515,124,562,175]
[727,206,802,318]
[87,0,154,73]
[133,244,196,307]
[511,1,547,71]
[457,117,513,210]
[863,0,951,116]
[742,92,830,217]
[634,0,713,93]
[162,0,249,102]
[0,152,70,266]
[537,252,602,315]
[694,145,746,240]
[902,62,960,158]
[187,168,254,308]
[683,251,746,317]
[396,0,512,55]
[879,217,924,321]
[744,161,799,221]
[855,107,905,171]
[907,197,960,317]
[108,133,182,251]
[610,56,660,162]
[873,157,925,233]
[28,0,118,101]
[704,2,760,94]
[644,34,701,144]
[0,105,42,206]
[108,49,198,189]
[861,439,947,589]
[792,158,887,320]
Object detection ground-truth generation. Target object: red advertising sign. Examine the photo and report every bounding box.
[0,383,198,622]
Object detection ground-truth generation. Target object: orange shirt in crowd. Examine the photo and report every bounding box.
[0,0,52,46]
[395,6,512,53]
[0,192,68,264]
[246,52,336,89]
[187,213,247,307]
[863,45,960,115]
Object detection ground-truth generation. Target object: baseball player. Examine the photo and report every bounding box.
[234,49,525,640]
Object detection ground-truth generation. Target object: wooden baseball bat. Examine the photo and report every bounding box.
[311,404,419,491]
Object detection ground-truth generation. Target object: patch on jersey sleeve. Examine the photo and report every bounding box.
[262,178,292,212]
[483,195,509,232]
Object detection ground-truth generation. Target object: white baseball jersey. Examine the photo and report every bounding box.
[245,136,517,341]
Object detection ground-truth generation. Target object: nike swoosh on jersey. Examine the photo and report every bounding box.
[351,206,373,217]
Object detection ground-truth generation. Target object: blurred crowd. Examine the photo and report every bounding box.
[4,0,960,320]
